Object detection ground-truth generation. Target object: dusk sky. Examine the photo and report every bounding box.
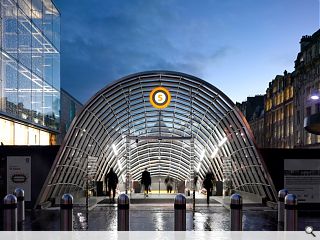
[54,0,319,104]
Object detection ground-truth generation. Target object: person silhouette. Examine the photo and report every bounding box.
[105,167,118,203]
[141,168,151,197]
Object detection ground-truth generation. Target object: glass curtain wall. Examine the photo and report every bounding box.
[0,0,60,144]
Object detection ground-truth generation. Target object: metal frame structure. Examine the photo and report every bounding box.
[38,71,277,204]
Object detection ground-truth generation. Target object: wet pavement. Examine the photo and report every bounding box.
[1,200,320,231]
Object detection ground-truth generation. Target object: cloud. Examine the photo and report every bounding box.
[55,0,233,103]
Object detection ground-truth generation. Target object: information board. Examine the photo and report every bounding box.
[7,156,32,201]
[284,159,320,203]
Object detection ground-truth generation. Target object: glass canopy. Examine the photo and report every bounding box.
[38,71,277,204]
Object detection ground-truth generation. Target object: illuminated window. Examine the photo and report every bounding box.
[28,127,40,145]
[14,122,28,145]
[40,131,50,145]
[0,118,14,145]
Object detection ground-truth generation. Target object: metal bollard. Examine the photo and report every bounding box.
[284,194,298,231]
[3,194,18,231]
[60,193,73,231]
[230,193,242,231]
[277,189,288,224]
[117,193,129,231]
[174,194,186,231]
[14,188,25,223]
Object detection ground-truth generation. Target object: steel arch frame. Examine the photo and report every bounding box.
[38,71,277,204]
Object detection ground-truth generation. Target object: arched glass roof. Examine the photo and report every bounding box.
[38,71,277,204]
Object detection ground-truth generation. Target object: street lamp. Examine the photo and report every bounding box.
[304,91,320,134]
[310,89,320,100]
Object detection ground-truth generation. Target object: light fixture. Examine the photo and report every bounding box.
[218,137,228,147]
[200,149,205,161]
[112,143,118,155]
[211,147,219,158]
[117,160,122,170]
[310,89,320,100]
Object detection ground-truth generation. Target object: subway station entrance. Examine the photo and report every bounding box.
[37,71,277,206]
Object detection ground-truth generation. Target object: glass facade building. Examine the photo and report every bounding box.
[0,0,60,145]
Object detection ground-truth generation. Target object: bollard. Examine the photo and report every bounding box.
[174,194,186,231]
[277,189,288,224]
[230,193,242,231]
[284,194,298,231]
[60,193,73,231]
[14,188,25,223]
[117,193,129,231]
[3,194,18,231]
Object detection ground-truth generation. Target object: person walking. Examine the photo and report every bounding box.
[164,175,173,193]
[203,172,214,205]
[105,167,118,203]
[141,168,151,197]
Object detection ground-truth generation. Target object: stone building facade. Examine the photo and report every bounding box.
[264,72,294,148]
[240,29,320,149]
[293,30,320,148]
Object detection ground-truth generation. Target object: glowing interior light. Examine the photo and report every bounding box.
[112,144,118,155]
[200,149,205,161]
[218,137,228,147]
[117,160,122,170]
[311,95,320,100]
[211,147,219,158]
[121,174,126,183]
[196,163,201,172]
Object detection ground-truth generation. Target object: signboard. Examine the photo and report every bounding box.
[7,156,31,201]
[149,86,171,109]
[284,159,320,203]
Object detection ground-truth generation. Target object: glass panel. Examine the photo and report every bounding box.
[52,90,60,129]
[18,9,31,69]
[18,0,32,19]
[31,0,42,31]
[18,64,31,120]
[52,8,60,51]
[5,60,18,115]
[52,53,59,89]
[3,1,18,59]
[43,90,53,126]
[43,0,53,43]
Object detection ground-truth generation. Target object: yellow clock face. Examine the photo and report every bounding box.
[149,86,171,109]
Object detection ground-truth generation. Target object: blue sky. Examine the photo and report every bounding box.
[54,0,319,104]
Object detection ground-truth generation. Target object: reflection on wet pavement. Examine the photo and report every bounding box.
[1,204,320,231]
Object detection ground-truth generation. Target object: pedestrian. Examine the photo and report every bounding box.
[141,168,151,197]
[203,172,214,204]
[164,175,173,193]
[105,167,118,203]
[194,173,199,191]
